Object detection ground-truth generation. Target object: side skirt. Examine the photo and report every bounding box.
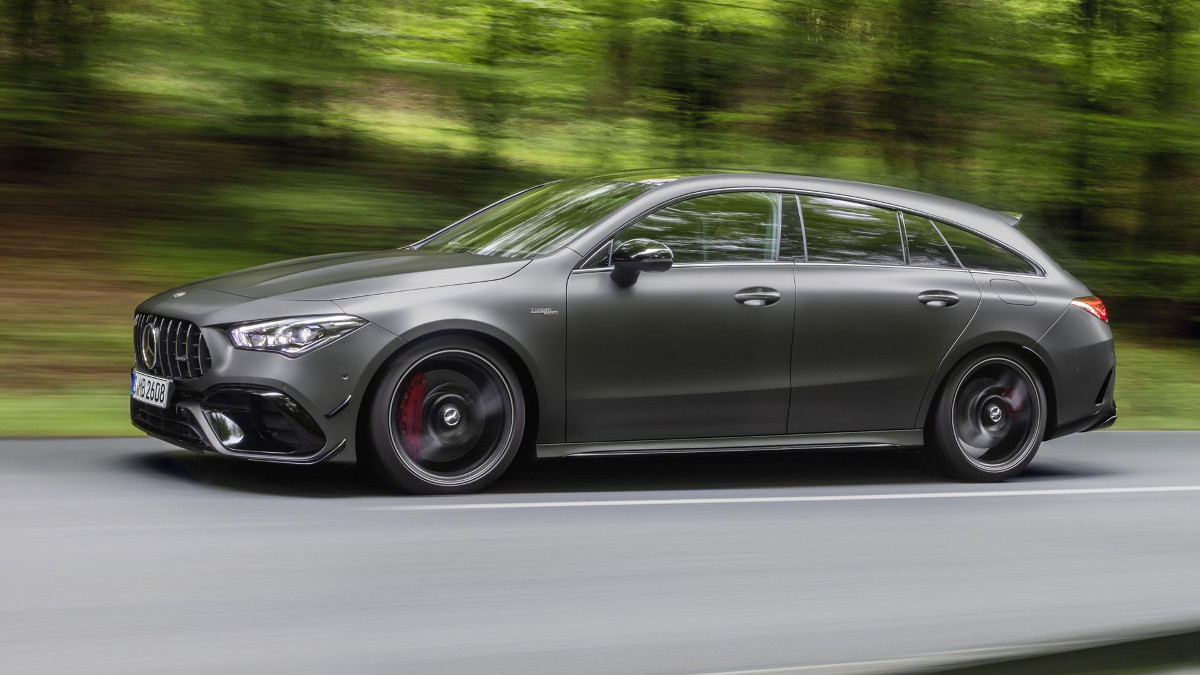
[536,430,924,459]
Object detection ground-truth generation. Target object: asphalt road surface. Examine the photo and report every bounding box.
[3,431,1200,674]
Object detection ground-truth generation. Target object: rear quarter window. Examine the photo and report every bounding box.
[933,222,1037,275]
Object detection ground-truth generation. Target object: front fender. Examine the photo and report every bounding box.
[334,260,571,444]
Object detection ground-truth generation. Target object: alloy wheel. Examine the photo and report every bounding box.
[388,349,516,487]
[950,356,1044,473]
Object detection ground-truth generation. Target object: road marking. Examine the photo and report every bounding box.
[366,485,1200,511]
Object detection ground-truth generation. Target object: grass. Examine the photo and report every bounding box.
[0,386,134,437]
[1110,332,1200,430]
[0,329,1195,437]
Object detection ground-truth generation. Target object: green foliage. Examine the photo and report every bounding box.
[0,0,1198,433]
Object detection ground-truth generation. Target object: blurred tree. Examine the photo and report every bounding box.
[2,0,1200,333]
[1062,0,1104,243]
[1140,0,1195,251]
[0,0,107,172]
[876,0,951,189]
[461,0,533,162]
[196,0,370,159]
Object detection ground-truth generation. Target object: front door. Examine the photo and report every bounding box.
[566,191,796,442]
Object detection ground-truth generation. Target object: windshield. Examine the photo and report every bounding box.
[417,178,653,258]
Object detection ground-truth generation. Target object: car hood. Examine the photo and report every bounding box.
[195,250,529,301]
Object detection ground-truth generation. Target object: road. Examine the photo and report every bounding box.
[2,432,1200,674]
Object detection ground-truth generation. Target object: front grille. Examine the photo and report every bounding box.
[134,313,212,379]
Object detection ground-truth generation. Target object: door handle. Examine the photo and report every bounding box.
[734,287,781,307]
[918,290,960,307]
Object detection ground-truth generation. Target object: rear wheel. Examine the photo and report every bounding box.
[365,338,525,494]
[924,351,1047,482]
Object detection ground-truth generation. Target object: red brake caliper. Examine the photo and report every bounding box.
[1002,387,1024,416]
[396,373,426,457]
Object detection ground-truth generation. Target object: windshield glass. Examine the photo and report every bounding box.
[418,178,653,258]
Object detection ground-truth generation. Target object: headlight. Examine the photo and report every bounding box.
[228,315,366,357]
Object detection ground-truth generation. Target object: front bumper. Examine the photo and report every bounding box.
[131,385,344,463]
[129,320,402,463]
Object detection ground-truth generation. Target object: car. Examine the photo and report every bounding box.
[130,170,1117,493]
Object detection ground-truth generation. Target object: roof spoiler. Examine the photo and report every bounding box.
[993,210,1023,227]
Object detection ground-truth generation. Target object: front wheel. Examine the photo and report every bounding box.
[364,338,525,494]
[924,351,1047,482]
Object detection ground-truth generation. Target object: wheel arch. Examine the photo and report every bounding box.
[918,341,1058,440]
[355,325,542,461]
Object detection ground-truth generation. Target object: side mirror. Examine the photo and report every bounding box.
[610,238,673,286]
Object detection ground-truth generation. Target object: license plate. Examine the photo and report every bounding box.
[131,370,173,409]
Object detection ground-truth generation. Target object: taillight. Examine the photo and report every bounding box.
[1071,296,1108,323]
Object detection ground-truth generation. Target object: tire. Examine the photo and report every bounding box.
[923,350,1048,482]
[364,337,526,494]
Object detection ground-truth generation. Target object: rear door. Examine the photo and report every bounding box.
[786,197,981,433]
[566,191,796,442]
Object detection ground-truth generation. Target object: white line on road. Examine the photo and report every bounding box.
[365,485,1200,511]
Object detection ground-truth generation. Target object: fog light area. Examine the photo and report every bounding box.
[205,411,245,447]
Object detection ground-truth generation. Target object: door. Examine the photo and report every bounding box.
[566,191,796,442]
[786,198,982,433]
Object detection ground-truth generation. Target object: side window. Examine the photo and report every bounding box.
[615,192,781,264]
[934,222,1036,275]
[800,196,905,266]
[902,214,959,269]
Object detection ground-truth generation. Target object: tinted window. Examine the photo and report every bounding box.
[933,222,1036,274]
[615,191,781,264]
[902,214,959,268]
[800,196,904,265]
[420,178,652,258]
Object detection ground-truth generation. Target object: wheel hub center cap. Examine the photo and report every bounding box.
[441,405,462,428]
[986,404,1003,424]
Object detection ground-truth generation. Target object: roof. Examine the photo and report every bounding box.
[586,169,1015,231]
[563,169,1049,268]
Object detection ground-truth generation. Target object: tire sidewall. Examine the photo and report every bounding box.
[366,337,526,494]
[927,350,1047,482]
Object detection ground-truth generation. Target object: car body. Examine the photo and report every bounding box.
[131,170,1117,492]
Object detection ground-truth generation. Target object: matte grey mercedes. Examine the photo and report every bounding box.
[130,170,1117,493]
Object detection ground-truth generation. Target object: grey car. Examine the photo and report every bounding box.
[130,170,1117,493]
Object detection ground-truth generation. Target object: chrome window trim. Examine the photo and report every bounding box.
[795,261,974,273]
[572,259,976,275]
[966,269,1047,279]
[571,260,795,274]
